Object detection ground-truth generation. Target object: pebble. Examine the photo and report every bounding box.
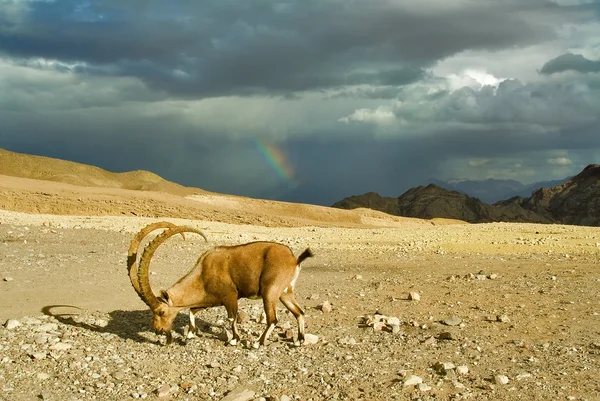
[456,365,469,375]
[155,384,171,398]
[434,362,455,374]
[386,316,400,326]
[418,383,432,392]
[49,342,72,351]
[437,331,454,340]
[279,396,292,401]
[494,374,510,385]
[403,375,423,387]
[4,319,21,329]
[219,386,256,401]
[3,277,13,282]
[319,301,333,313]
[497,314,510,323]
[237,311,251,324]
[408,292,421,301]
[37,373,50,380]
[442,316,462,326]
[303,333,319,345]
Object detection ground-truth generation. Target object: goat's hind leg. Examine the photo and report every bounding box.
[258,292,279,347]
[280,291,306,345]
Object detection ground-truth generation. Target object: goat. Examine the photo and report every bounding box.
[127,221,207,340]
[127,222,314,346]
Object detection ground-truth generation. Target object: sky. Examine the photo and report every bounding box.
[1,0,599,206]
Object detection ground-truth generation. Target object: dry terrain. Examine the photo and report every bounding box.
[0,172,599,401]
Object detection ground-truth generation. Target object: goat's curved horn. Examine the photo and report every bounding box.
[127,222,183,298]
[137,226,208,310]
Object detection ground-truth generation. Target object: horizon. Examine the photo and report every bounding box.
[1,1,599,206]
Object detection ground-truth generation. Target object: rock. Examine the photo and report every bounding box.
[386,316,400,326]
[494,374,509,385]
[303,333,319,345]
[437,331,454,340]
[37,373,50,380]
[433,362,455,375]
[456,365,469,375]
[237,311,251,324]
[353,274,363,280]
[403,375,423,387]
[319,300,332,313]
[489,273,498,280]
[390,324,401,334]
[418,383,432,392]
[219,386,256,401]
[442,316,462,326]
[496,314,510,323]
[29,352,47,360]
[36,323,59,332]
[408,292,421,301]
[155,384,171,398]
[516,372,532,380]
[3,277,13,282]
[219,329,234,343]
[279,396,292,401]
[422,336,437,346]
[373,321,386,331]
[49,342,72,351]
[4,319,20,329]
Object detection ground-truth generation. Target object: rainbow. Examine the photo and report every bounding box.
[254,139,297,187]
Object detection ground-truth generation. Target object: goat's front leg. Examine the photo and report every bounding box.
[185,309,199,339]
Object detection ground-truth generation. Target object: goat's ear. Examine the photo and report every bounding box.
[159,290,172,306]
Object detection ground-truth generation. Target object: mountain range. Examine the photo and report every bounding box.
[333,164,600,226]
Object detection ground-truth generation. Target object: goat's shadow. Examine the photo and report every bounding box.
[41,305,216,345]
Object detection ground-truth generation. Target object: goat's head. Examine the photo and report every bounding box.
[133,224,207,344]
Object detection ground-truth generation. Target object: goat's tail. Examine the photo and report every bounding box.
[297,248,314,265]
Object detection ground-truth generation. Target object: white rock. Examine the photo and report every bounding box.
[155,384,170,398]
[418,383,431,392]
[403,375,423,387]
[303,333,319,345]
[408,292,421,301]
[319,301,332,313]
[219,386,256,401]
[50,342,72,351]
[456,365,469,375]
[279,396,293,401]
[37,373,50,380]
[4,319,20,329]
[3,277,13,282]
[386,317,400,326]
[494,374,509,385]
[36,323,59,332]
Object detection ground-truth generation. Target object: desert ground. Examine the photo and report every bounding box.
[0,174,599,401]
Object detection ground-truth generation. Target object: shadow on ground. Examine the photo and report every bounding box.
[41,305,215,345]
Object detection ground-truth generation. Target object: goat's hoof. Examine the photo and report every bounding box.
[293,340,301,347]
[228,339,238,346]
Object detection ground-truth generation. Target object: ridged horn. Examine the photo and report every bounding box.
[127,222,182,298]
[137,226,208,310]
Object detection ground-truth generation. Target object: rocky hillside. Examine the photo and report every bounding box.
[333,165,600,226]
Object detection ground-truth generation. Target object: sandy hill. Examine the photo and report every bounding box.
[0,148,448,228]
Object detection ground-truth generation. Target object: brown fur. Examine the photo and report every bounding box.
[132,222,314,346]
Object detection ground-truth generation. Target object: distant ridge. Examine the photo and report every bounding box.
[333,165,600,226]
[0,148,203,197]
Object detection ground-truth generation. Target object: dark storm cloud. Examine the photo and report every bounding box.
[0,0,581,97]
[540,53,600,75]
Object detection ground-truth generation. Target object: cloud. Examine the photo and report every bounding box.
[540,53,600,75]
[1,0,600,206]
[0,0,587,98]
[548,157,573,165]
[338,106,396,126]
